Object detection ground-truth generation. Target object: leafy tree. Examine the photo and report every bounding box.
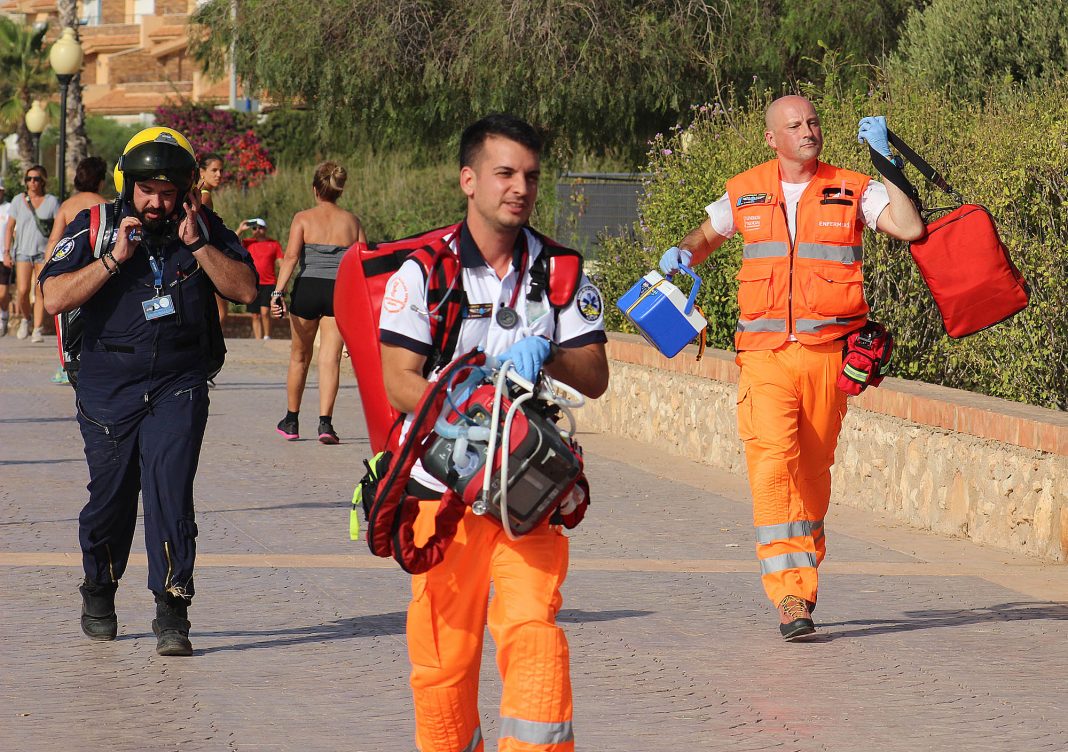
[0,18,53,170]
[890,0,1068,99]
[190,1,917,163]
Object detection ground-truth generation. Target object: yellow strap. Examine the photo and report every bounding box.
[624,278,667,317]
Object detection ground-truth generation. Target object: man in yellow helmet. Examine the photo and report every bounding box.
[39,127,258,656]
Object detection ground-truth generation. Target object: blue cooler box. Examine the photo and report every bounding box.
[616,267,706,358]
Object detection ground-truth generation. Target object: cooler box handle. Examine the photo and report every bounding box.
[669,265,702,315]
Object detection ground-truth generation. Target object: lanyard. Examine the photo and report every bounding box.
[147,253,164,295]
[506,246,528,309]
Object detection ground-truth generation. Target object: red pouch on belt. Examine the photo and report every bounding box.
[838,321,893,396]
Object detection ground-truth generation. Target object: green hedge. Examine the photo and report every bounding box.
[595,83,1068,410]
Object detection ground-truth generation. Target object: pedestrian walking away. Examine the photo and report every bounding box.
[4,165,59,343]
[659,96,924,640]
[38,127,258,656]
[270,161,365,445]
[377,114,609,751]
[237,217,283,340]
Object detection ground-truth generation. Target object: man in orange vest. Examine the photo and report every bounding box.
[661,95,924,640]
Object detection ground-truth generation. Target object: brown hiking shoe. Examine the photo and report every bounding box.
[778,595,816,641]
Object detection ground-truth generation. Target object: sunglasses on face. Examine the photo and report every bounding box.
[25,176,44,184]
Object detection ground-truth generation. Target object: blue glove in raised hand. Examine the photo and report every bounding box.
[497,336,553,383]
[658,246,693,276]
[857,116,891,158]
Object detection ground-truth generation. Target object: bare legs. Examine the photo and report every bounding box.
[16,261,45,330]
[285,314,342,417]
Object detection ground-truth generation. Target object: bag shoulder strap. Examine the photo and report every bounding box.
[870,130,964,209]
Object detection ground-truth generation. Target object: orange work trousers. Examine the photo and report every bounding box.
[408,500,574,752]
[736,341,847,607]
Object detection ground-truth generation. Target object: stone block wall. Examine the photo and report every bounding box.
[580,334,1068,562]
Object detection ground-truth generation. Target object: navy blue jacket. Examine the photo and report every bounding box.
[39,205,256,421]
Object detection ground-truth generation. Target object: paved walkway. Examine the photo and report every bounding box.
[2,335,1067,752]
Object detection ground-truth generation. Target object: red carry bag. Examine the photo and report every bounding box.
[870,131,1030,338]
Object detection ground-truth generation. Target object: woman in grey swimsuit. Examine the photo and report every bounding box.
[271,161,366,443]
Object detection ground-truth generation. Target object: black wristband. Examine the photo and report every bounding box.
[186,237,207,252]
[543,337,561,365]
[100,251,119,276]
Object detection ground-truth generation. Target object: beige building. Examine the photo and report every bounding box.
[3,0,230,121]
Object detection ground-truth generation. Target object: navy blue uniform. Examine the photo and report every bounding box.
[39,206,255,599]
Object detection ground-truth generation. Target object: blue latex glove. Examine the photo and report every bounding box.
[857,116,892,158]
[497,336,553,383]
[658,246,692,276]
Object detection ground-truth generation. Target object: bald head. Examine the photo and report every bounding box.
[764,95,823,167]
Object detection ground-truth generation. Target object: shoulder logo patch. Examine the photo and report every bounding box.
[52,237,76,261]
[383,277,409,314]
[736,192,772,207]
[576,284,603,323]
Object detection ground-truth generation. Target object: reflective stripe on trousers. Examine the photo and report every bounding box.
[500,717,574,746]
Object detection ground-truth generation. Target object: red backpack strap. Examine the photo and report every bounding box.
[408,240,466,377]
[365,349,486,573]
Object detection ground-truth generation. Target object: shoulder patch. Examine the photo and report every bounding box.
[576,284,603,323]
[736,193,772,208]
[52,236,76,261]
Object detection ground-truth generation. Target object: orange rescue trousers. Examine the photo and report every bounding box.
[408,500,574,752]
[736,341,847,607]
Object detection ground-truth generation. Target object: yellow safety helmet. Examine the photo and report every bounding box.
[114,126,198,201]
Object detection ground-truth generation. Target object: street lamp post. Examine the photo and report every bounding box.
[49,27,84,201]
[24,101,49,165]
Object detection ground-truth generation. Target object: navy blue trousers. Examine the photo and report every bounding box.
[77,383,208,598]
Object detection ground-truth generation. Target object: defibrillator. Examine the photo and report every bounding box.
[422,361,585,538]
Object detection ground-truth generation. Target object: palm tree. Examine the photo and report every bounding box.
[0,18,53,170]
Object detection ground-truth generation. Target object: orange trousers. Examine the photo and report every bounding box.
[736,341,847,607]
[408,500,574,752]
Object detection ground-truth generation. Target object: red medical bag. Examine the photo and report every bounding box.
[871,132,1030,338]
[908,204,1029,338]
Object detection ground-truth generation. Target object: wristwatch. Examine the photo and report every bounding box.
[888,154,905,170]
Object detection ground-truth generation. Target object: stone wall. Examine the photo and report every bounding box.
[581,334,1068,562]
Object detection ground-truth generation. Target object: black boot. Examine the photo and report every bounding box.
[152,593,193,656]
[79,578,118,641]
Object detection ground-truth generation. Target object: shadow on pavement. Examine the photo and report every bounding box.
[192,611,409,654]
[188,608,652,654]
[822,600,1068,638]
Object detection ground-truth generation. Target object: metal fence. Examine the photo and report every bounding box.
[554,172,647,258]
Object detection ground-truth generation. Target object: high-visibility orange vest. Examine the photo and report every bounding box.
[726,159,871,351]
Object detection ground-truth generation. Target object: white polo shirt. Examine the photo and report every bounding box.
[380,222,607,493]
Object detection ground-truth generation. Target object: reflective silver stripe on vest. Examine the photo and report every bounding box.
[759,551,818,575]
[795,315,866,333]
[459,726,483,752]
[736,317,787,333]
[756,520,814,544]
[796,243,864,263]
[499,717,574,746]
[742,241,789,259]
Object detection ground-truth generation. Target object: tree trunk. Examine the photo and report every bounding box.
[57,0,90,184]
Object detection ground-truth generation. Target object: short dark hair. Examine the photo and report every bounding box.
[459,114,542,168]
[198,152,223,170]
[74,156,107,193]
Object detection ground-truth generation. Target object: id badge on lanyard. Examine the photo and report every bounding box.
[143,253,175,321]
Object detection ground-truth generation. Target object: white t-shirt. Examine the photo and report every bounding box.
[380,224,607,492]
[704,180,890,242]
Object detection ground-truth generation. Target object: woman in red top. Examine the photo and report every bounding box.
[238,218,284,340]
